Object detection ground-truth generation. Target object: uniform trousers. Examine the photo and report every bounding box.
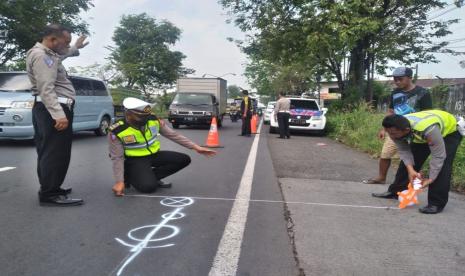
[277,112,290,138]
[124,151,191,193]
[387,131,462,208]
[241,112,252,136]
[32,102,73,198]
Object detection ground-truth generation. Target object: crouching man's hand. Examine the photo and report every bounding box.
[193,145,217,157]
[112,181,125,196]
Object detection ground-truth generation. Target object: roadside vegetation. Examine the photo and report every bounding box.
[326,103,465,192]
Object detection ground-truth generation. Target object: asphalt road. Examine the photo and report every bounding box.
[1,118,465,276]
[0,119,296,276]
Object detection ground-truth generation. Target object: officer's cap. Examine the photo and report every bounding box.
[123,97,154,113]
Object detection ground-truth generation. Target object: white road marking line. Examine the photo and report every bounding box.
[0,167,16,172]
[207,119,262,276]
[125,194,399,210]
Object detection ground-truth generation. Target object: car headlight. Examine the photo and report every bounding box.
[205,111,212,116]
[11,101,34,109]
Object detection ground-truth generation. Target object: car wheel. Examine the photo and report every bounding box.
[94,116,111,136]
[172,123,180,129]
[269,126,277,134]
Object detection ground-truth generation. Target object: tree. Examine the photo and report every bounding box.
[220,1,459,104]
[0,0,92,66]
[107,13,194,99]
[227,84,241,98]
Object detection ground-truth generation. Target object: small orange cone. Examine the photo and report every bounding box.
[204,117,223,148]
[251,114,257,134]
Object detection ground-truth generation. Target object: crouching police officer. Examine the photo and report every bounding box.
[108,97,217,196]
[372,110,462,214]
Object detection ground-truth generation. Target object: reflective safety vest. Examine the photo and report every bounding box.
[110,117,161,157]
[404,110,457,143]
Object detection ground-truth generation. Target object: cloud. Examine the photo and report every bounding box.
[64,0,250,89]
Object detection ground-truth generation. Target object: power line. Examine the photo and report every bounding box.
[427,6,459,21]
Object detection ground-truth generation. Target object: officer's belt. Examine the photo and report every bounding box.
[35,96,74,106]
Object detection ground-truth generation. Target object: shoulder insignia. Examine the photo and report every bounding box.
[43,56,55,68]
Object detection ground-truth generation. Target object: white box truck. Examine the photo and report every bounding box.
[168,78,227,128]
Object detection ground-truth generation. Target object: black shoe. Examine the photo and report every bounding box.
[58,187,72,195]
[372,191,398,199]
[419,205,443,214]
[157,180,172,188]
[39,195,84,207]
[286,136,290,139]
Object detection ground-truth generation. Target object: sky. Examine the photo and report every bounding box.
[64,0,465,90]
[64,0,249,89]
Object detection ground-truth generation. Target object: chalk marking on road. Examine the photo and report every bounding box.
[125,194,399,210]
[0,167,16,172]
[207,119,263,276]
[110,197,194,276]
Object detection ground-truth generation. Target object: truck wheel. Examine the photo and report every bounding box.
[172,123,180,129]
[94,116,111,136]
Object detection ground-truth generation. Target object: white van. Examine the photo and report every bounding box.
[0,72,114,140]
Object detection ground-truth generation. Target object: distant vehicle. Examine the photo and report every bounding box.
[264,101,276,124]
[269,97,327,135]
[0,72,114,140]
[168,78,227,128]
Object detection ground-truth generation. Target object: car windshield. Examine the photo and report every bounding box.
[290,99,319,110]
[172,93,213,105]
[0,73,32,92]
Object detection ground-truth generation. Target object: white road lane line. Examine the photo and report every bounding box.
[0,167,16,172]
[208,119,262,276]
[125,195,399,210]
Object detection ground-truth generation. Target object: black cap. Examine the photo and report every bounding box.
[242,90,249,95]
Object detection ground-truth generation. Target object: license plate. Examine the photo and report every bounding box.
[290,119,306,125]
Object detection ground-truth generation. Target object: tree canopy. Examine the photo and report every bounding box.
[220,0,460,103]
[0,0,92,66]
[107,13,194,98]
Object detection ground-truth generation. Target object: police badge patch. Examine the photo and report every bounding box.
[122,135,137,144]
[43,56,54,68]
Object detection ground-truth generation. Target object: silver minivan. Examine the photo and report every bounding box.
[0,72,114,140]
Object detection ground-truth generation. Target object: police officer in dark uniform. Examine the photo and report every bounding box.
[239,90,253,136]
[26,24,88,206]
[108,98,217,196]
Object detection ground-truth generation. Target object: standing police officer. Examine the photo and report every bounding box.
[373,110,462,214]
[239,90,253,136]
[109,98,217,196]
[274,92,291,139]
[26,24,88,206]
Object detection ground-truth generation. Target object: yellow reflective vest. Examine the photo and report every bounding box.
[404,110,457,143]
[110,116,161,157]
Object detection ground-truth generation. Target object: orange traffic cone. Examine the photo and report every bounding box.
[251,114,257,134]
[204,117,223,148]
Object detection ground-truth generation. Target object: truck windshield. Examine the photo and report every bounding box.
[290,99,319,110]
[0,73,32,92]
[172,93,213,105]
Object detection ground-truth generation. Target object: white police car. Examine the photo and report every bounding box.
[269,97,327,135]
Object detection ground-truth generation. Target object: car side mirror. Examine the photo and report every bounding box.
[322,107,328,114]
